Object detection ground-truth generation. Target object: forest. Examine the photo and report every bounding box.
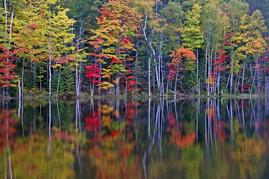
[0,0,269,99]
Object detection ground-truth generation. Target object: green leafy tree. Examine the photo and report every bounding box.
[182,3,204,94]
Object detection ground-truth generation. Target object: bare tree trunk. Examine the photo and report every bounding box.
[148,56,151,97]
[241,61,246,93]
[48,51,52,97]
[56,69,61,97]
[174,70,179,100]
[196,49,200,96]
[230,50,235,95]
[75,21,84,97]
[8,10,14,50]
[21,59,25,99]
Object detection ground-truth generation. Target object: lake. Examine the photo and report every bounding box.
[1,97,269,179]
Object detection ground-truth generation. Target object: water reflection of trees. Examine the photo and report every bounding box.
[0,98,269,178]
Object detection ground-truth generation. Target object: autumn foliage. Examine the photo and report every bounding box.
[168,48,196,80]
[0,109,17,152]
[89,0,139,92]
[0,45,17,88]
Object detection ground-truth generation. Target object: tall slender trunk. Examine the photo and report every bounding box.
[56,69,61,97]
[230,50,235,95]
[75,21,84,97]
[250,63,257,95]
[241,61,246,93]
[4,0,8,41]
[196,49,200,96]
[174,69,179,100]
[48,51,52,97]
[8,10,14,50]
[21,59,25,99]
[148,56,151,97]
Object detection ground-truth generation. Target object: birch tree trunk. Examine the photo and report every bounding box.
[56,69,61,97]
[75,21,84,97]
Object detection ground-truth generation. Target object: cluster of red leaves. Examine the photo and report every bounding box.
[89,38,104,49]
[0,109,17,152]
[85,64,101,84]
[126,70,137,92]
[213,50,228,73]
[27,23,39,30]
[168,48,196,80]
[208,33,231,86]
[223,32,233,47]
[85,111,101,132]
[54,55,74,65]
[0,45,17,87]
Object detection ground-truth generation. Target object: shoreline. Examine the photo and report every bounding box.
[1,92,269,102]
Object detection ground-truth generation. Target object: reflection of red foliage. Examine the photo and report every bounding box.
[167,112,177,127]
[85,111,101,132]
[207,107,216,122]
[170,129,196,148]
[53,129,74,142]
[167,113,195,148]
[207,106,228,142]
[239,83,250,93]
[0,109,17,152]
[213,121,228,142]
[241,100,249,109]
[126,102,138,122]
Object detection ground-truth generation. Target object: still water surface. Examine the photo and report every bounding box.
[1,98,269,179]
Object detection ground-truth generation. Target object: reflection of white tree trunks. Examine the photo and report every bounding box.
[265,76,269,95]
[241,100,246,138]
[148,99,151,139]
[265,96,269,116]
[148,57,151,97]
[75,99,81,134]
[56,70,61,97]
[229,99,234,143]
[21,98,24,136]
[76,98,82,172]
[8,150,13,179]
[47,98,52,156]
[57,99,61,128]
[196,98,200,141]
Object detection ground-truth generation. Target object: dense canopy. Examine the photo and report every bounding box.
[0,0,269,98]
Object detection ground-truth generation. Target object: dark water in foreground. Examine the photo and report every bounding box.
[1,98,269,179]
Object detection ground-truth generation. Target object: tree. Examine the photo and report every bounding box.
[202,0,229,95]
[0,45,17,90]
[168,48,196,98]
[231,10,267,94]
[85,64,101,96]
[181,3,204,95]
[89,0,139,95]
[14,0,75,97]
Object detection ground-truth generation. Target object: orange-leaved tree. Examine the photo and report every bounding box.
[88,0,139,95]
[168,48,196,95]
